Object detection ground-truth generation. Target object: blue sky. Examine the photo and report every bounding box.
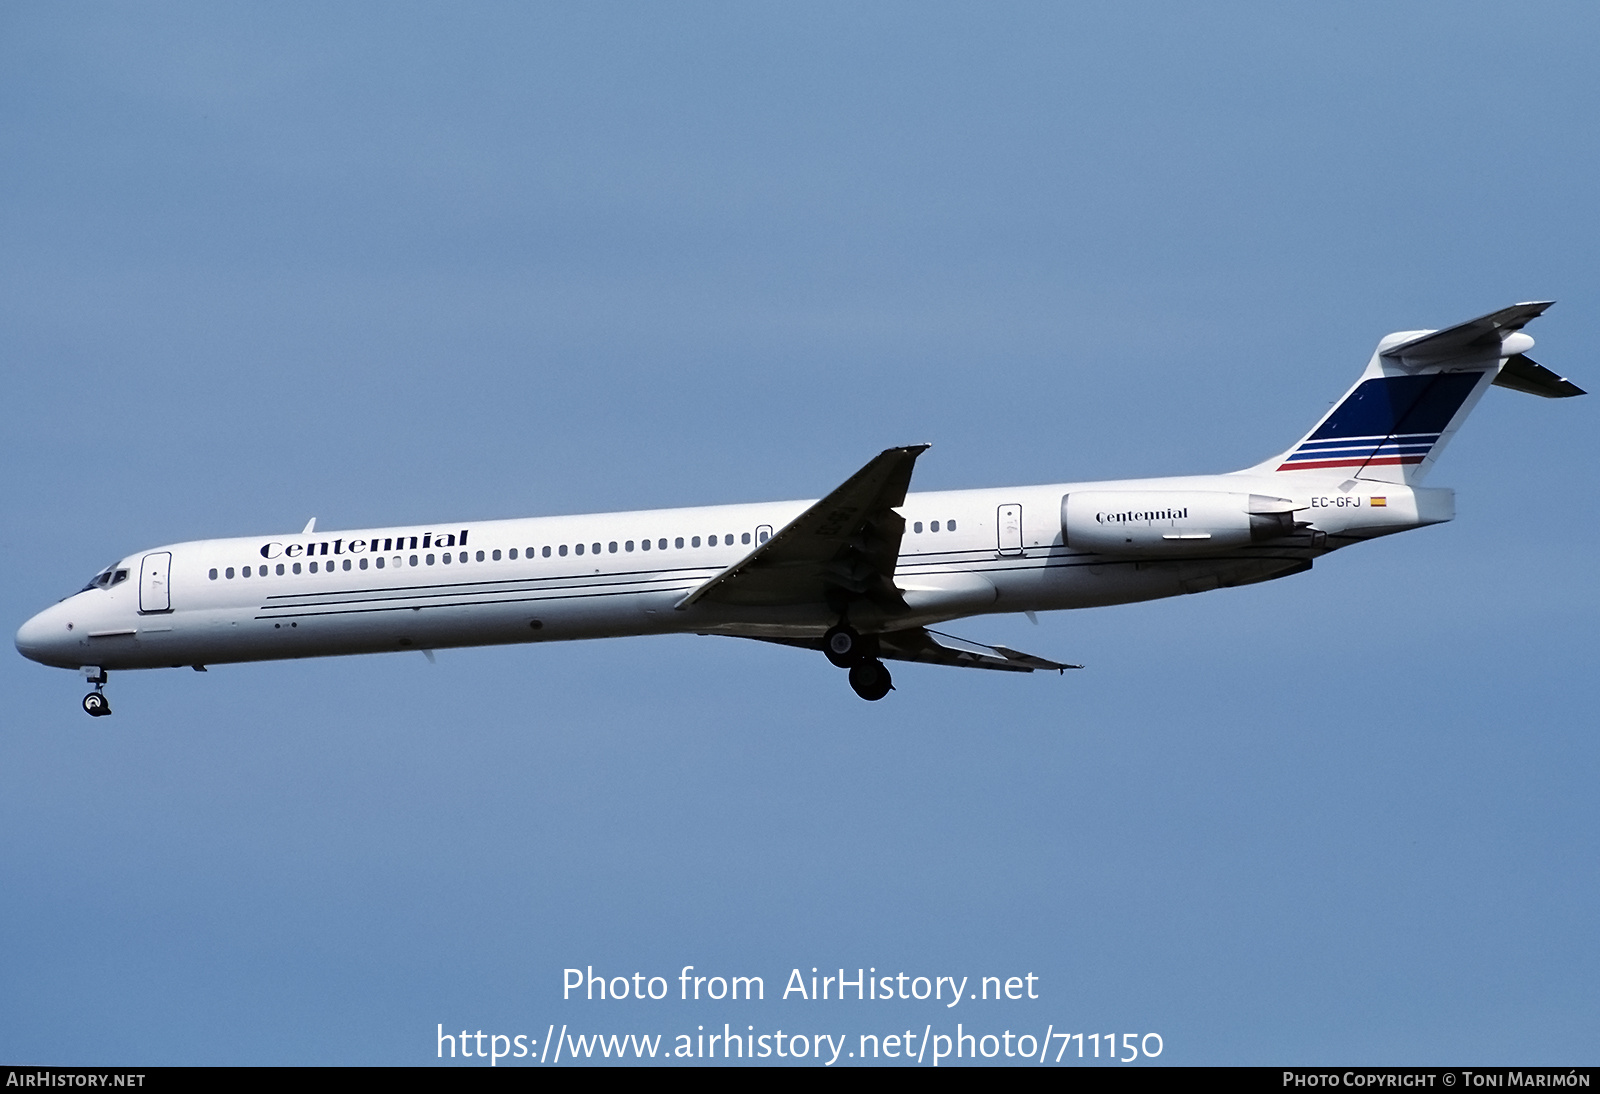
[3,2,1597,1065]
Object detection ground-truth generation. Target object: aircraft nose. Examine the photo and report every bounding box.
[15,605,74,667]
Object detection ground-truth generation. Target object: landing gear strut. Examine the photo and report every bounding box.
[81,667,111,717]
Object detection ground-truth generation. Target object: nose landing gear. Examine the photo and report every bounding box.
[80,667,111,717]
[822,625,894,701]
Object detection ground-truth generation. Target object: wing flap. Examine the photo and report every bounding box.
[887,628,1081,673]
[750,627,1080,674]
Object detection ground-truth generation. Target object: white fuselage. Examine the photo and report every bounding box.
[15,469,1450,673]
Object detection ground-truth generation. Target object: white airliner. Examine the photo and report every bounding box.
[16,303,1583,715]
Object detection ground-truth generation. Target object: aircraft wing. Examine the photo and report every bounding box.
[675,445,929,611]
[753,627,1081,674]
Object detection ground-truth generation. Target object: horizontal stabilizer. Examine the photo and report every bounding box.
[1381,301,1553,361]
[1493,354,1586,398]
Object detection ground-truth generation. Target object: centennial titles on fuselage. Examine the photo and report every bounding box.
[259,530,471,560]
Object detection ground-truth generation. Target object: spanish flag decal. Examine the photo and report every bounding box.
[1370,496,1388,507]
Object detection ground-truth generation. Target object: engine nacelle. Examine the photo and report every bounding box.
[1061,491,1297,555]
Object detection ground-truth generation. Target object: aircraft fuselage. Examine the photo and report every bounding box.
[14,471,1446,673]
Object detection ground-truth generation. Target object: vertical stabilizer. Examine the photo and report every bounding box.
[1256,302,1559,485]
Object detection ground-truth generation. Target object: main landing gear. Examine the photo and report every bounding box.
[822,624,894,702]
[81,667,111,717]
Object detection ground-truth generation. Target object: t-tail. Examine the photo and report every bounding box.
[1255,302,1584,484]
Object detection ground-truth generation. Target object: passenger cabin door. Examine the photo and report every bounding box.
[139,552,172,613]
[997,504,1024,556]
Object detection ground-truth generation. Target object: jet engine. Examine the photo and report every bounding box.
[1061,491,1297,555]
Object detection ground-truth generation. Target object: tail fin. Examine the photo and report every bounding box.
[1255,302,1581,485]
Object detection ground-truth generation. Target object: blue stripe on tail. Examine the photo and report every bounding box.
[1278,372,1484,472]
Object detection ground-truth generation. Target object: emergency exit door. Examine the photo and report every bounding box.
[140,552,172,613]
[997,504,1024,555]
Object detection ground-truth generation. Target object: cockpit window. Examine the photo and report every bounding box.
[79,566,129,593]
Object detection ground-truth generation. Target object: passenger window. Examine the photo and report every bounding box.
[625,540,634,552]
[931,521,940,532]
[492,549,501,561]
[592,542,600,554]
[308,562,317,573]
[914,521,923,533]
[742,532,751,544]
[526,547,535,557]
[609,541,618,553]
[708,534,718,546]
[293,563,302,574]
[758,530,769,543]
[442,552,451,564]
[559,545,568,557]
[509,548,518,560]
[359,558,368,570]
[409,555,419,566]
[691,536,701,547]
[210,568,218,580]
[641,538,651,551]
[542,546,551,558]
[476,550,485,562]
[276,564,285,575]
[948,519,957,531]
[242,566,251,578]
[343,559,352,571]
[375,557,384,569]
[426,554,436,565]
[575,543,584,556]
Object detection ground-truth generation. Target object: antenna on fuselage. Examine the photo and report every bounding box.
[302,518,316,534]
